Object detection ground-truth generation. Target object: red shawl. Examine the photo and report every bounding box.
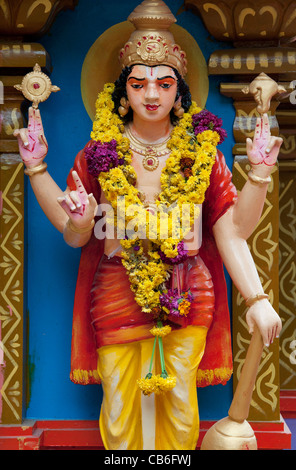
[67,145,237,387]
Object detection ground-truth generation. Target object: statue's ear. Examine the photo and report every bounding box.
[242,86,250,95]
[174,96,182,106]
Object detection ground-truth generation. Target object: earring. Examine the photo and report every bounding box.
[119,97,130,117]
[174,100,184,118]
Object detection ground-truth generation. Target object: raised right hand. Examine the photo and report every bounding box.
[246,113,282,176]
[14,107,48,169]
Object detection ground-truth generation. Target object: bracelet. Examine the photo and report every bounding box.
[66,218,95,234]
[248,171,271,185]
[245,293,269,307]
[24,162,48,176]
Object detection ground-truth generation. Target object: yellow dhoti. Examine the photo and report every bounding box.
[97,325,208,450]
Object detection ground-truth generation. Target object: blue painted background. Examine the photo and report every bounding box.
[25,0,235,421]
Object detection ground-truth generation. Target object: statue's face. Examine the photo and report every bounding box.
[126,65,178,122]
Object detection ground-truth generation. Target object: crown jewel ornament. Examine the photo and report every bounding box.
[119,0,188,77]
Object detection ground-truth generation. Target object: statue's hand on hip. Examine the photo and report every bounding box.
[14,107,48,169]
[246,114,283,177]
[57,171,97,230]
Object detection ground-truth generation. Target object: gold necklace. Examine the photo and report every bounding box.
[125,125,171,171]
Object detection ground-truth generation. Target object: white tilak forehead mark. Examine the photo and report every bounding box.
[145,66,159,80]
[144,66,176,81]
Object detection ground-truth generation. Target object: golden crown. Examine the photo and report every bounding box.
[119,0,188,77]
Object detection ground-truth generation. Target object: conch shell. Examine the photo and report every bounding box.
[242,73,286,114]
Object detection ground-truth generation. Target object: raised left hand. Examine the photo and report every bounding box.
[246,114,283,177]
[57,171,97,230]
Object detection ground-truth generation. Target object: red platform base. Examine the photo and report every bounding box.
[0,417,291,450]
[280,390,296,419]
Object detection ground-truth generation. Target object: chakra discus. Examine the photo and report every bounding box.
[14,63,60,109]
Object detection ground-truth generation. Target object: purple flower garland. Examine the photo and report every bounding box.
[84,139,124,178]
[159,288,194,318]
[192,109,227,144]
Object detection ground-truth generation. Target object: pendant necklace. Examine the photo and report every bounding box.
[125,125,171,171]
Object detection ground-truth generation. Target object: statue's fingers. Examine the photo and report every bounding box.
[254,117,262,138]
[246,137,253,153]
[265,136,283,164]
[35,109,44,133]
[72,170,87,198]
[88,193,97,206]
[28,107,35,132]
[269,322,281,345]
[57,196,70,214]
[275,319,282,339]
[269,326,276,345]
[262,113,270,138]
[265,136,276,154]
[247,314,255,335]
[38,133,48,148]
[14,129,24,146]
[69,190,82,209]
[18,128,29,147]
[65,193,78,211]
[88,193,98,214]
[57,195,79,215]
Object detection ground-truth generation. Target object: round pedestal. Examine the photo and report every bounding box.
[200,417,257,450]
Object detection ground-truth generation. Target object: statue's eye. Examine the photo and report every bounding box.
[160,83,172,89]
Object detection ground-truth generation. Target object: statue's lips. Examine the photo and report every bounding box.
[145,104,159,111]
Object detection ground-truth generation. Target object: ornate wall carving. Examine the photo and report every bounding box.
[184,0,296,44]
[0,155,24,424]
[185,0,296,421]
[278,160,296,390]
[0,0,78,425]
[0,0,78,37]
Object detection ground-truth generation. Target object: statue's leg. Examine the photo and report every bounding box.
[154,326,208,450]
[97,340,152,450]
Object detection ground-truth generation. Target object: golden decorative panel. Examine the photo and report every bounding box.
[0,154,24,424]
[278,160,296,390]
[277,108,296,161]
[208,48,296,76]
[232,156,280,421]
[184,0,296,43]
[0,0,79,425]
[0,0,78,36]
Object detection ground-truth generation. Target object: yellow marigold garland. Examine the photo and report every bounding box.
[90,83,222,394]
[150,325,172,337]
[91,83,218,317]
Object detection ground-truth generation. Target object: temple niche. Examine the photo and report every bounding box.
[0,0,294,450]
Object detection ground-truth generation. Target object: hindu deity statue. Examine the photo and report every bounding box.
[14,0,282,451]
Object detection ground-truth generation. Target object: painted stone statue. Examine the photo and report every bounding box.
[14,0,282,451]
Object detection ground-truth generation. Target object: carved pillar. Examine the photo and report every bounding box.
[185,0,296,422]
[277,101,296,395]
[0,0,78,425]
